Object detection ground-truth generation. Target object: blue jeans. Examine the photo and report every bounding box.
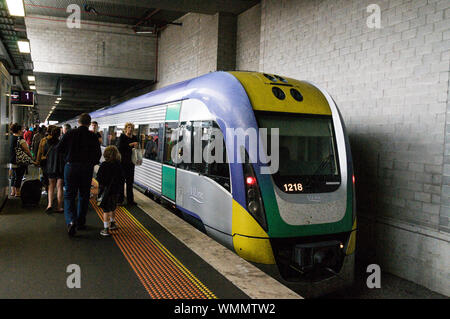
[63,163,94,226]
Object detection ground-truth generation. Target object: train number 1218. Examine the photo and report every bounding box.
[283,183,303,192]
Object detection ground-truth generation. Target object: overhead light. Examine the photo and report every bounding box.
[55,100,60,104]
[18,40,30,53]
[6,0,25,17]
[56,97,62,100]
[28,75,35,82]
[30,85,36,90]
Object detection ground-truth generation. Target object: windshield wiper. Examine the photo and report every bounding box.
[313,154,333,175]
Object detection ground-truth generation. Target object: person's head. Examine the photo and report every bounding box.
[63,123,71,134]
[46,125,56,137]
[10,123,22,134]
[78,113,91,127]
[90,121,99,132]
[103,145,121,163]
[124,122,134,136]
[49,126,61,141]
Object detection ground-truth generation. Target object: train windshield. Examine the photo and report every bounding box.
[256,112,341,193]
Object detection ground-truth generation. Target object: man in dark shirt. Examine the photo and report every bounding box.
[57,113,101,236]
[117,122,138,205]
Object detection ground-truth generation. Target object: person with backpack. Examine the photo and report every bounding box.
[43,126,65,213]
[9,123,33,197]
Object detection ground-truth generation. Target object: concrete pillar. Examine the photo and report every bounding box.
[216,13,237,71]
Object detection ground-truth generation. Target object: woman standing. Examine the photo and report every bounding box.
[117,122,138,205]
[44,126,65,213]
[9,123,33,197]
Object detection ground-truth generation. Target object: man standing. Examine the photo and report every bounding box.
[57,113,101,237]
[90,121,102,144]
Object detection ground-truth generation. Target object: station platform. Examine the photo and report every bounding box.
[0,185,301,299]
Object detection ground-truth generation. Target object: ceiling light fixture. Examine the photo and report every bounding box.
[28,75,35,82]
[18,40,30,53]
[30,85,36,90]
[6,0,25,17]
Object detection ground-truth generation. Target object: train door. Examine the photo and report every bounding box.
[161,103,181,202]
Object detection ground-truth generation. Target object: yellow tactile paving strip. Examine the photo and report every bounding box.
[90,199,217,299]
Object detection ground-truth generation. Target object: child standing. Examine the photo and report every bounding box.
[96,145,123,237]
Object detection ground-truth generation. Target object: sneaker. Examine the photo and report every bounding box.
[100,228,110,237]
[109,221,117,230]
[67,222,76,237]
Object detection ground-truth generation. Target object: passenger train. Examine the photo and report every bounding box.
[62,71,357,285]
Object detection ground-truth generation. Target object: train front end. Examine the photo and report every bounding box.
[229,72,356,284]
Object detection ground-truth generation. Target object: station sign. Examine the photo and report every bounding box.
[11,90,34,107]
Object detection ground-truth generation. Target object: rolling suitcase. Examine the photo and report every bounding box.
[20,165,42,207]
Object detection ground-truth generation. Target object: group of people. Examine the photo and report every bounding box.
[9,113,140,238]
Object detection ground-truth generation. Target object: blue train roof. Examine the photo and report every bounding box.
[89,76,193,119]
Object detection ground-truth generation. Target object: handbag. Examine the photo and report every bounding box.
[15,139,33,166]
[132,147,143,166]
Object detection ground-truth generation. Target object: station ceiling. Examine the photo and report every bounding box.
[0,0,260,123]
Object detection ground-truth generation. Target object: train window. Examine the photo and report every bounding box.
[102,128,108,147]
[256,111,341,194]
[190,121,209,174]
[176,121,193,170]
[204,122,230,191]
[163,122,179,166]
[141,123,161,162]
[107,126,116,146]
[138,125,149,149]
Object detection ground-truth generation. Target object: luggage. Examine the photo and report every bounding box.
[21,179,42,206]
[20,165,42,207]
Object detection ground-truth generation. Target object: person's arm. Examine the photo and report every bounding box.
[96,164,106,186]
[94,138,101,164]
[130,135,138,148]
[20,139,32,158]
[36,138,46,165]
[56,132,68,156]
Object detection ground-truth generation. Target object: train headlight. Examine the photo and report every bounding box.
[248,200,259,214]
[243,153,268,231]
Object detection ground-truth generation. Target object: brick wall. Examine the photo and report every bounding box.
[156,12,238,89]
[238,0,449,295]
[156,13,219,89]
[25,15,156,80]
